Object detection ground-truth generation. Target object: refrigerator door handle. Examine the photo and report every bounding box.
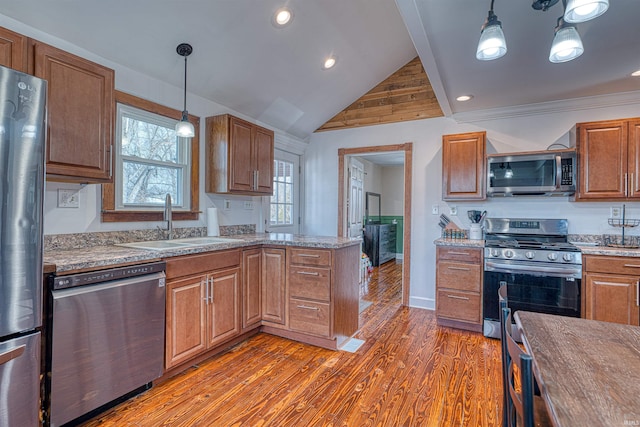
[0,344,25,366]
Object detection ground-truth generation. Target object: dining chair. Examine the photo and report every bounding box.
[502,306,552,427]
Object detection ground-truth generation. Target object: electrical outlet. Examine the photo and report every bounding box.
[611,206,622,218]
[243,201,254,210]
[449,206,458,216]
[223,199,231,210]
[57,189,79,208]
[431,205,439,215]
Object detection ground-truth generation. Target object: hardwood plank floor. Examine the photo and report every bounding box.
[83,260,503,426]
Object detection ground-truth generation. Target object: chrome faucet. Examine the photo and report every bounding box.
[163,193,173,240]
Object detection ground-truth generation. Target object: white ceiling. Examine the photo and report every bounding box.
[397,0,640,118]
[0,1,638,140]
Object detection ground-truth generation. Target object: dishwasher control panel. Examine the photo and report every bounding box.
[52,261,166,290]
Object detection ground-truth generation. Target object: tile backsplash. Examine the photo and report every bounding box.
[45,224,256,251]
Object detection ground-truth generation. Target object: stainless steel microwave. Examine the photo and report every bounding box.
[487,149,576,196]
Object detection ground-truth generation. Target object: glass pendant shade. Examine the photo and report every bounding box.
[176,113,195,138]
[564,0,609,23]
[476,13,507,61]
[549,24,584,63]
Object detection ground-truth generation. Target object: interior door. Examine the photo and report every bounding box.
[347,157,364,238]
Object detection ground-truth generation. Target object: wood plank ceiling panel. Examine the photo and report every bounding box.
[315,57,443,132]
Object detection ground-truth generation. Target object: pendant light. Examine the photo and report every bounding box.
[175,43,195,138]
[564,0,609,23]
[549,16,583,63]
[476,0,507,61]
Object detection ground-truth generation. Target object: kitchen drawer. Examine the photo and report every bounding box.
[289,248,331,267]
[289,266,331,301]
[289,298,330,337]
[437,246,482,263]
[584,255,640,276]
[166,249,240,279]
[436,290,481,324]
[436,260,481,292]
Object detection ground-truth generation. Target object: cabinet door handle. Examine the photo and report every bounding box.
[447,251,469,256]
[107,145,113,179]
[0,345,25,366]
[625,173,628,197]
[636,281,639,307]
[298,254,320,258]
[255,170,259,190]
[623,264,640,268]
[447,266,470,271]
[297,304,319,311]
[297,271,320,276]
[210,277,214,303]
[446,294,470,301]
[633,173,636,195]
[203,277,209,303]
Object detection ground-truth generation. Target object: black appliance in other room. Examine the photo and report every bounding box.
[482,218,582,338]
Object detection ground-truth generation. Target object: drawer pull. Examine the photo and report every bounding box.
[623,264,640,268]
[446,294,470,301]
[447,266,470,271]
[297,271,320,276]
[298,254,321,258]
[637,281,639,307]
[447,251,470,256]
[297,305,319,311]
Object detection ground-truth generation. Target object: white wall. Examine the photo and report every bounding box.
[381,166,404,216]
[304,102,640,310]
[0,15,307,235]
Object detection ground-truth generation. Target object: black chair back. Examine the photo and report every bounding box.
[502,307,536,427]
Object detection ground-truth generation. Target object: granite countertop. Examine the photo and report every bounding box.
[45,233,362,274]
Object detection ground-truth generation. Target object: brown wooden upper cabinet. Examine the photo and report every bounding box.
[206,114,274,195]
[32,41,114,183]
[442,131,486,200]
[0,27,27,72]
[576,118,640,200]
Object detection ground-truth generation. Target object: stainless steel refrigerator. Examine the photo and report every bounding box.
[0,65,47,426]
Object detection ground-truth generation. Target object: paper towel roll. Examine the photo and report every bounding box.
[207,207,220,236]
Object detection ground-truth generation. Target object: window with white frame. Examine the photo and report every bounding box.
[270,159,295,225]
[115,104,191,210]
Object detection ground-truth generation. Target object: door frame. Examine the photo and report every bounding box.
[337,143,412,306]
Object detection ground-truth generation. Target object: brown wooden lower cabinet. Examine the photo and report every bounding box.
[435,246,483,332]
[583,255,640,326]
[164,249,241,370]
[164,242,360,372]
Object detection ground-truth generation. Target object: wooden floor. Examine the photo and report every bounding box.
[84,260,503,427]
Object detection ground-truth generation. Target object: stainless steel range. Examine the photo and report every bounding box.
[482,218,582,338]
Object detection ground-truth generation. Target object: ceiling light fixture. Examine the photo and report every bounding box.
[322,56,337,70]
[456,95,474,102]
[476,0,507,61]
[475,0,607,63]
[175,43,194,138]
[564,0,609,23]
[273,7,293,27]
[549,17,584,63]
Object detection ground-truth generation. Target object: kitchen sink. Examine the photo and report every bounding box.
[116,236,243,251]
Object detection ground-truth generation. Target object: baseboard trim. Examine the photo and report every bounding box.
[409,296,435,310]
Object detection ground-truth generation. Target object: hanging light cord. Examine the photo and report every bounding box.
[182,55,188,113]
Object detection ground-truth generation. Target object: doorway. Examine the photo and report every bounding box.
[337,143,412,306]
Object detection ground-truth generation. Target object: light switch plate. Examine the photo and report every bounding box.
[223,199,231,210]
[58,189,79,208]
[431,205,439,215]
[611,206,622,218]
[449,206,457,216]
[243,201,254,210]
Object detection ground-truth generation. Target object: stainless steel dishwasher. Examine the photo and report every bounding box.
[48,262,166,427]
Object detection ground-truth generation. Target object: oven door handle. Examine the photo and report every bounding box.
[484,260,581,277]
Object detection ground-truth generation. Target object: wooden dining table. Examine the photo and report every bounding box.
[514,311,640,427]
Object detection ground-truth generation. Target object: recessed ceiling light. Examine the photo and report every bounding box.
[632,69,640,77]
[456,95,474,101]
[273,7,293,27]
[322,56,337,70]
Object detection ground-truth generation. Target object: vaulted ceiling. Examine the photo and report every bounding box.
[0,1,638,140]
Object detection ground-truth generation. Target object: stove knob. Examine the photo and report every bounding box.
[563,253,573,262]
[504,250,514,258]
[491,249,500,257]
[548,253,558,261]
[525,251,535,259]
